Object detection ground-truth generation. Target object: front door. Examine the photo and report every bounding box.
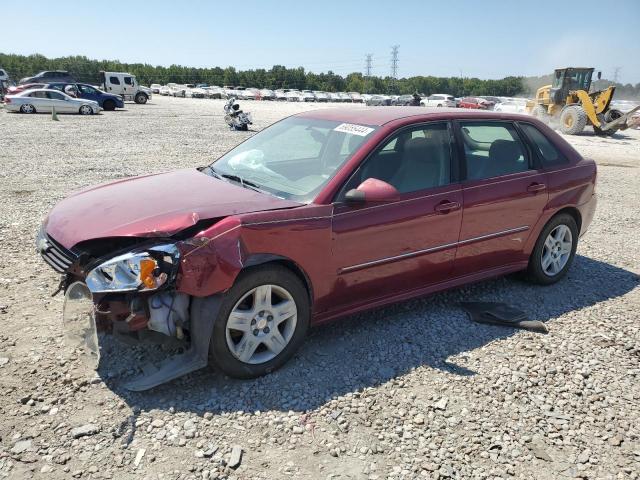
[330,122,463,311]
[453,120,548,276]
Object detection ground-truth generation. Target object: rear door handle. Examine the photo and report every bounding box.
[527,182,546,193]
[434,201,461,214]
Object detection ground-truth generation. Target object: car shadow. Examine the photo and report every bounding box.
[99,255,638,415]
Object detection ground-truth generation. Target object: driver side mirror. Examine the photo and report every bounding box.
[345,178,400,203]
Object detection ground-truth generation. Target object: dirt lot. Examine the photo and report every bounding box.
[0,97,638,480]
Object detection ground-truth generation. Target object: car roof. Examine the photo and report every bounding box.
[296,107,535,126]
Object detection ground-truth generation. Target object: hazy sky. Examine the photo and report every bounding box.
[2,0,639,83]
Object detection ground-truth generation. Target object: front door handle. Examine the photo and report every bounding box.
[434,200,461,214]
[527,182,546,193]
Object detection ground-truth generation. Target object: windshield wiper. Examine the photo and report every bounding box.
[207,166,268,194]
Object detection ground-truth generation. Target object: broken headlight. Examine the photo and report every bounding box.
[85,244,179,294]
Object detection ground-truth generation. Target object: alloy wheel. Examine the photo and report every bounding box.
[80,105,92,115]
[225,284,297,365]
[541,224,573,276]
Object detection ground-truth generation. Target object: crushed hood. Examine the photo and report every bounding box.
[46,168,301,249]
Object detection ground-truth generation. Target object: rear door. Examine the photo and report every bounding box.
[28,91,52,112]
[453,120,548,276]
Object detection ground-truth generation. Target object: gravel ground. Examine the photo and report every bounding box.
[0,96,638,480]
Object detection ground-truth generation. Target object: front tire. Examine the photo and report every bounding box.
[209,265,310,379]
[526,213,578,285]
[134,93,148,104]
[103,99,116,111]
[559,106,587,135]
[79,105,93,115]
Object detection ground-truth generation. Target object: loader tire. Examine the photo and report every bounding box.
[532,105,550,123]
[559,106,587,135]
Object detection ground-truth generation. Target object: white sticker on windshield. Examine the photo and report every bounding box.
[333,123,374,137]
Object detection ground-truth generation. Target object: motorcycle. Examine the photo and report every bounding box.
[224,97,252,131]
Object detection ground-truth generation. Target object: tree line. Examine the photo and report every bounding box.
[1,53,638,99]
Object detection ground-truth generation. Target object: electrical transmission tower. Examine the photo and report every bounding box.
[365,54,373,77]
[390,45,399,78]
[613,67,621,84]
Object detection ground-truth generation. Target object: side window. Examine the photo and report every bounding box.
[47,91,65,100]
[519,123,568,167]
[78,84,96,95]
[124,77,133,85]
[459,122,530,180]
[343,123,452,195]
[30,91,48,98]
[109,76,120,85]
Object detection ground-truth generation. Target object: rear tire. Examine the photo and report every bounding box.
[103,99,116,111]
[134,93,148,104]
[20,104,36,114]
[559,106,587,134]
[208,265,310,379]
[532,105,550,123]
[526,213,578,285]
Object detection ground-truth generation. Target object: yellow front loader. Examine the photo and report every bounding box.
[526,67,639,135]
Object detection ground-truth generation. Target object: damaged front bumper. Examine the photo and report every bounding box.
[39,233,219,391]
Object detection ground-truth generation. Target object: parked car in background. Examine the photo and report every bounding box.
[274,89,288,101]
[99,71,151,104]
[46,82,125,111]
[37,107,596,384]
[301,90,316,102]
[19,70,76,85]
[421,94,456,108]
[260,89,276,100]
[150,84,162,94]
[459,97,493,109]
[327,92,341,102]
[5,83,46,96]
[286,90,303,102]
[392,94,418,106]
[338,92,352,102]
[206,87,225,99]
[366,94,392,106]
[159,86,171,96]
[348,92,364,103]
[311,91,328,102]
[481,96,501,109]
[494,98,528,114]
[5,89,101,114]
[190,87,207,98]
[171,85,187,97]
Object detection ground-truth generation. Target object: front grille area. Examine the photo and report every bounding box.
[39,235,77,273]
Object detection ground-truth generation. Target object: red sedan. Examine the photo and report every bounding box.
[459,97,494,109]
[38,108,597,388]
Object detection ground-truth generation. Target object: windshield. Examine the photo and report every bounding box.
[208,117,378,202]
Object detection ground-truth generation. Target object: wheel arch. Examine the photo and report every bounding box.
[242,254,314,308]
[525,206,582,256]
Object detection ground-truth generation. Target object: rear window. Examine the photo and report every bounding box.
[519,123,568,167]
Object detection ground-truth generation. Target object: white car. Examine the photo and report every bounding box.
[286,90,303,102]
[274,89,288,101]
[493,98,528,113]
[301,90,316,102]
[4,89,101,114]
[150,84,162,94]
[313,91,329,102]
[420,94,456,108]
[159,86,171,96]
[348,92,364,103]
